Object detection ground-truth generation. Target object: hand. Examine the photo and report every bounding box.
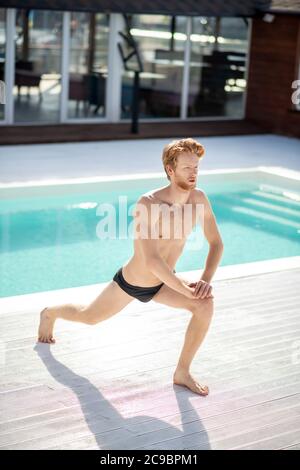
[180,283,212,300]
[181,284,200,299]
[188,280,214,299]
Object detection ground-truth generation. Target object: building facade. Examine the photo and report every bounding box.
[0,1,299,143]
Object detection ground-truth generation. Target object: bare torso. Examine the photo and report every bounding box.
[122,186,202,287]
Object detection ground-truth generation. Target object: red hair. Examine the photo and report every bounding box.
[162,138,205,180]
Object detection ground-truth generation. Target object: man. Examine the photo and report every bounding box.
[38,137,224,396]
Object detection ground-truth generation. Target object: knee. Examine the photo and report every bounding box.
[86,317,100,326]
[190,297,214,318]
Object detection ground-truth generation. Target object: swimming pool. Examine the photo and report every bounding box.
[0,168,299,298]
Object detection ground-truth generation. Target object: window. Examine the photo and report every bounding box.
[120,15,187,119]
[188,16,249,118]
[68,12,109,119]
[14,8,63,123]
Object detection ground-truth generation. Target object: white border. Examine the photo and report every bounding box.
[180,17,192,119]
[106,13,123,122]
[59,11,70,123]
[3,8,15,125]
[241,17,252,118]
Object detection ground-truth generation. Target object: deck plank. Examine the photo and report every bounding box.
[1,268,300,449]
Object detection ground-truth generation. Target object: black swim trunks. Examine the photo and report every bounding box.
[113,267,175,303]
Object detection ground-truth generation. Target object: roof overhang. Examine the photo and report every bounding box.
[0,1,299,16]
[0,1,274,17]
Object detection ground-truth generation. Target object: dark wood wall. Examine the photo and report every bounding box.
[246,14,300,138]
[0,120,267,146]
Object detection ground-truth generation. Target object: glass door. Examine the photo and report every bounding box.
[13,8,63,123]
[67,12,109,119]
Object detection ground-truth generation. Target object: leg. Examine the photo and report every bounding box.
[152,284,214,395]
[38,280,134,343]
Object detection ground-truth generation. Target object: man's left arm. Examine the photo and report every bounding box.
[194,191,224,297]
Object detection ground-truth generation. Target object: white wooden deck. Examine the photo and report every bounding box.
[1,268,300,450]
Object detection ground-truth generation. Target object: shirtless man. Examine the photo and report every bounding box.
[38,137,224,396]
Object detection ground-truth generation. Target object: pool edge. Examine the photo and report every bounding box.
[1,256,299,315]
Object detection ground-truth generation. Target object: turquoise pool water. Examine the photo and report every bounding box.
[1,178,300,297]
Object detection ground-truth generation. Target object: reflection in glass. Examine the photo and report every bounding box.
[68,12,109,119]
[188,17,248,118]
[120,15,187,119]
[14,9,63,123]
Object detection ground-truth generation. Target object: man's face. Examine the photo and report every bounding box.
[169,152,200,190]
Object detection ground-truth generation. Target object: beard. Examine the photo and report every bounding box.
[174,176,196,191]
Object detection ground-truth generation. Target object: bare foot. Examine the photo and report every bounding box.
[38,308,56,344]
[173,368,209,396]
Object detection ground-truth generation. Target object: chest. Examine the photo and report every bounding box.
[157,204,198,240]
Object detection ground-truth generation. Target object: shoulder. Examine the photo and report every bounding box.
[137,194,155,207]
[138,190,164,207]
[192,188,208,203]
[192,189,212,217]
[134,195,160,222]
